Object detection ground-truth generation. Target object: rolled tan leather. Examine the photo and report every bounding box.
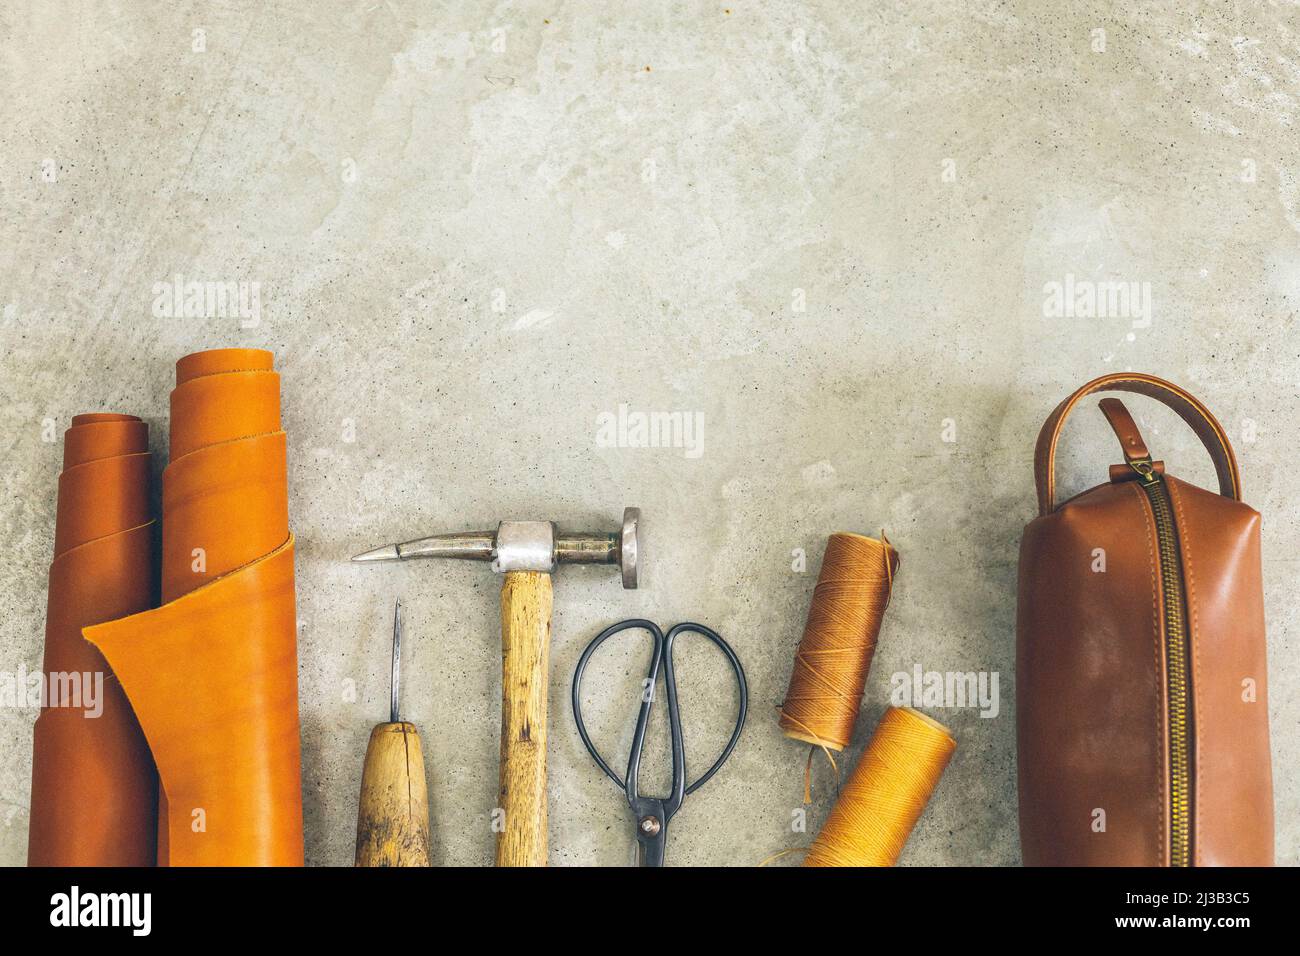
[28,414,158,866]
[86,349,304,866]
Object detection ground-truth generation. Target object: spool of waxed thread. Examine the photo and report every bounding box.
[779,532,899,751]
[803,706,955,866]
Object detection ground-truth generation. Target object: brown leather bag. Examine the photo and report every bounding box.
[1017,373,1273,866]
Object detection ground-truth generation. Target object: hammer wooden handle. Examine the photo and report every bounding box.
[355,721,431,867]
[496,570,553,866]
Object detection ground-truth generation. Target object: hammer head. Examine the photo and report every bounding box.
[353,507,640,589]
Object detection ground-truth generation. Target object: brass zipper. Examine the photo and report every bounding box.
[1131,459,1192,867]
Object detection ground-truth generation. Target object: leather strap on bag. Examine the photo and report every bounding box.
[1097,398,1150,463]
[1034,372,1241,516]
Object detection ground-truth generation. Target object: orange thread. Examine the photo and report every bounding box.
[778,531,899,754]
[803,706,955,867]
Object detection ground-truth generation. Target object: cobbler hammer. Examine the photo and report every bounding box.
[353,507,641,866]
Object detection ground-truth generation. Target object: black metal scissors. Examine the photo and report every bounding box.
[571,619,748,866]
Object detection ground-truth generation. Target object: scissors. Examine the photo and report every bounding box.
[571,619,748,866]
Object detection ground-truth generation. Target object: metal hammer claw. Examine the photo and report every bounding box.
[352,507,641,866]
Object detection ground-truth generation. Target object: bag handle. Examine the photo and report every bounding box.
[1034,372,1241,516]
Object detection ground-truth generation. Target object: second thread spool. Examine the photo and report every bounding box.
[778,531,899,751]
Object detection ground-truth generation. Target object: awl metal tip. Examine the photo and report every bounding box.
[391,598,402,724]
[352,543,402,563]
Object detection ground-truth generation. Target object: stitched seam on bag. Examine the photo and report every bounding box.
[1167,479,1202,866]
[1130,481,1166,866]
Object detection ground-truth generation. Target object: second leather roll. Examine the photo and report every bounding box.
[28,414,158,866]
[86,348,304,866]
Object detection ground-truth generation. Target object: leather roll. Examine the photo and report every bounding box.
[28,414,158,866]
[86,349,304,866]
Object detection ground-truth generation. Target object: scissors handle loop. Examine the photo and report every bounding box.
[571,619,748,826]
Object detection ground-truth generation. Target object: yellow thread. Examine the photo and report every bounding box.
[803,707,955,867]
[778,531,898,753]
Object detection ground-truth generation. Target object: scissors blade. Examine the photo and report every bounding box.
[632,800,668,867]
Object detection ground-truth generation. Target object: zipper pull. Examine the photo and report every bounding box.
[1130,456,1160,485]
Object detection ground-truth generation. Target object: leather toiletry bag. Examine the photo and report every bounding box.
[1016,373,1273,866]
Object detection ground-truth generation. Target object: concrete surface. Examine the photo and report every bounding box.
[1,1,1296,867]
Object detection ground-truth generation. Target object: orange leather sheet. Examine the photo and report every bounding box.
[27,414,158,866]
[85,348,304,866]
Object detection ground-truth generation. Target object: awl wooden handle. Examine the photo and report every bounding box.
[496,570,553,867]
[355,721,431,867]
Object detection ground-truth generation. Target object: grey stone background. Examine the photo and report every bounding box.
[1,1,1296,866]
